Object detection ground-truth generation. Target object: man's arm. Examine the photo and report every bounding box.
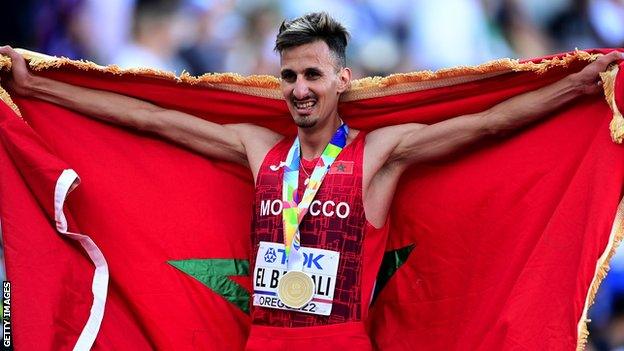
[367,51,623,173]
[0,46,281,176]
[361,52,622,227]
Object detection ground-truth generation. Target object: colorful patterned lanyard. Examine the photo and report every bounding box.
[282,123,349,271]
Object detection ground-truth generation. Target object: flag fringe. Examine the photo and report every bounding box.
[600,65,624,143]
[576,196,624,350]
[0,49,598,102]
[345,51,597,100]
[0,85,20,117]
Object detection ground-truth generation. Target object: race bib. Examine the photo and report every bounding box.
[253,241,339,316]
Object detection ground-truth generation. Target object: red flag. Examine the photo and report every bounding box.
[0,49,623,350]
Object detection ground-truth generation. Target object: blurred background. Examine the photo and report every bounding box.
[1,0,624,349]
[2,0,624,76]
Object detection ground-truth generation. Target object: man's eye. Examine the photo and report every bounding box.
[306,72,321,79]
[281,72,296,82]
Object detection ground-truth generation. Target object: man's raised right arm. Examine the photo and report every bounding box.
[0,46,281,173]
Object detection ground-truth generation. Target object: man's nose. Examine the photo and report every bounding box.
[293,78,310,99]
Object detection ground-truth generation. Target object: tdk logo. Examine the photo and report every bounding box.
[264,247,326,270]
[264,248,277,263]
[303,253,325,269]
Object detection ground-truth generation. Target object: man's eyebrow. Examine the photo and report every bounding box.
[304,68,322,75]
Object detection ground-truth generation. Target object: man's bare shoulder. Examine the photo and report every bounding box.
[363,123,426,159]
[226,123,284,178]
[227,123,283,148]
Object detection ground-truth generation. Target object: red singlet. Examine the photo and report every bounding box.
[246,132,389,350]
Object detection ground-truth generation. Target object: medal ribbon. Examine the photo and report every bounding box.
[281,123,348,271]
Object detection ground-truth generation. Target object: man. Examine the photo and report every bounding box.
[0,12,622,351]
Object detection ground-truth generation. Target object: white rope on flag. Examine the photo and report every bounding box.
[54,169,108,351]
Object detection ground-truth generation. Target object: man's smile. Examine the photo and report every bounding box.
[293,98,317,115]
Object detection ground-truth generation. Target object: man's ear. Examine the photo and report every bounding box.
[337,67,352,93]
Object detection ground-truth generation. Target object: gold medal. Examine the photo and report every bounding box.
[277,271,315,309]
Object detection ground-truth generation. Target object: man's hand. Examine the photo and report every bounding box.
[0,45,33,96]
[570,51,624,95]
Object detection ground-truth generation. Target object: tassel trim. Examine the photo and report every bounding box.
[0,49,599,103]
[576,196,624,350]
[600,65,624,143]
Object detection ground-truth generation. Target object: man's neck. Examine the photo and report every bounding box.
[298,115,342,160]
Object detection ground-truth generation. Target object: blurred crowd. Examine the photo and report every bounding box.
[2,0,624,349]
[2,0,624,77]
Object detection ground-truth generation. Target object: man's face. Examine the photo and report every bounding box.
[280,40,350,129]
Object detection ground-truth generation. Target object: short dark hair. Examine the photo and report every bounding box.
[275,12,350,68]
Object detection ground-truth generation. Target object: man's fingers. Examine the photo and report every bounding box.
[599,51,623,66]
[585,51,623,74]
[610,50,624,59]
[0,47,15,63]
[0,47,27,73]
[6,49,20,61]
[0,46,21,62]
[0,45,14,56]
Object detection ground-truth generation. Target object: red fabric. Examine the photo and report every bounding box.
[0,49,623,350]
[246,322,372,351]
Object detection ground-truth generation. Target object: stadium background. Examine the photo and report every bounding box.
[1,0,624,349]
